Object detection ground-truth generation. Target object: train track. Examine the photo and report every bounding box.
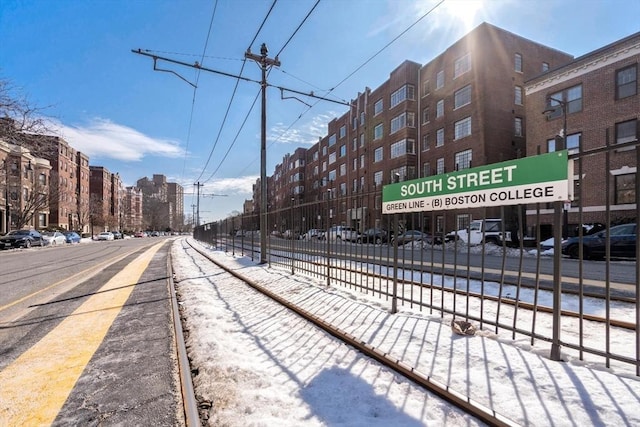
[182,238,519,427]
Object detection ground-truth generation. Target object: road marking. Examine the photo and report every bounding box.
[0,242,164,425]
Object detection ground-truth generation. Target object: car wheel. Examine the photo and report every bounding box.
[375,237,382,244]
[24,240,31,248]
[567,245,580,259]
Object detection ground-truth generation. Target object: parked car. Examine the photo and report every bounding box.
[97,231,115,241]
[42,231,67,246]
[112,231,123,240]
[562,223,637,260]
[357,228,389,244]
[392,230,433,246]
[0,229,46,249]
[283,229,301,239]
[301,229,324,240]
[62,230,81,244]
[134,231,145,238]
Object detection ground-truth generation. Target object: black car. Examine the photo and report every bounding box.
[562,223,637,259]
[392,230,432,246]
[0,229,46,249]
[357,228,389,244]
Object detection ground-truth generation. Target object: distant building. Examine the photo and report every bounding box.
[123,186,143,232]
[137,174,184,231]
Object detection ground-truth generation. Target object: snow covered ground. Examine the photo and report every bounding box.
[172,238,639,427]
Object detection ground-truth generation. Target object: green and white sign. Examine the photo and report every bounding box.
[382,151,571,214]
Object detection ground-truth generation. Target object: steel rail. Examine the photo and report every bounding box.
[184,238,519,427]
[167,247,201,427]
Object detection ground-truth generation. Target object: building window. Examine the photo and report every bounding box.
[455,149,472,170]
[39,213,47,228]
[329,152,336,164]
[329,134,337,146]
[38,173,47,185]
[374,99,383,116]
[617,65,637,99]
[454,85,471,109]
[328,170,336,181]
[352,158,357,171]
[374,147,383,162]
[422,134,429,151]
[615,173,636,204]
[313,151,319,161]
[352,117,357,130]
[391,166,411,182]
[422,107,429,124]
[352,178,358,192]
[360,133,365,147]
[436,158,445,174]
[422,80,430,97]
[360,111,365,125]
[616,119,637,148]
[339,163,346,176]
[566,133,581,153]
[454,53,471,78]
[547,85,583,117]
[436,70,444,89]
[390,138,416,159]
[374,171,383,187]
[436,99,444,118]
[339,144,346,157]
[515,86,523,105]
[339,125,346,138]
[374,123,384,140]
[454,117,472,140]
[542,62,549,72]
[515,53,522,73]
[436,128,445,147]
[514,117,523,137]
[390,84,415,108]
[352,137,357,151]
[423,162,430,177]
[360,154,365,168]
[390,112,415,134]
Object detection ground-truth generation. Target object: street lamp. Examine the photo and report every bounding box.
[543,96,569,240]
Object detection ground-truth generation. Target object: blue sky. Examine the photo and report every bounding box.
[1,0,638,223]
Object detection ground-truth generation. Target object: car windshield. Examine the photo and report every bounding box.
[8,230,29,235]
[43,232,55,236]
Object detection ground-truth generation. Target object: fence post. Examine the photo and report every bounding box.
[550,201,563,361]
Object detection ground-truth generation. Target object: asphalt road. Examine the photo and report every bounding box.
[0,237,183,426]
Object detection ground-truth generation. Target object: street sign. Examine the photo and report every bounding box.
[382,150,571,214]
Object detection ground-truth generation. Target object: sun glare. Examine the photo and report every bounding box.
[440,0,485,30]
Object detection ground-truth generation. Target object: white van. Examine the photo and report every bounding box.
[326,226,360,242]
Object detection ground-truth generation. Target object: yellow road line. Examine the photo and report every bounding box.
[0,242,164,425]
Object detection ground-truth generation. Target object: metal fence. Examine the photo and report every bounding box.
[194,145,639,376]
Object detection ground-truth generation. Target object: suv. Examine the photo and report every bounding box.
[445,219,513,246]
[326,226,360,242]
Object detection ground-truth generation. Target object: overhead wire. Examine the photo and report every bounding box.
[193,0,278,185]
[229,0,446,178]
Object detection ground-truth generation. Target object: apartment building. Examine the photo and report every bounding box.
[123,186,143,232]
[0,139,51,233]
[89,166,113,231]
[526,30,640,235]
[261,23,574,234]
[136,174,184,231]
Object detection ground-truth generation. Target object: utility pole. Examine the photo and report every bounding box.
[193,182,204,227]
[245,43,280,264]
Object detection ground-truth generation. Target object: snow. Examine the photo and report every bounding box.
[171,238,640,427]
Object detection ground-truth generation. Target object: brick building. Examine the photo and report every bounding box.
[259,23,574,234]
[123,186,143,232]
[526,30,640,236]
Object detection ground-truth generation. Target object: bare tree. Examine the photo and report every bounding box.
[10,180,49,230]
[0,78,57,153]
